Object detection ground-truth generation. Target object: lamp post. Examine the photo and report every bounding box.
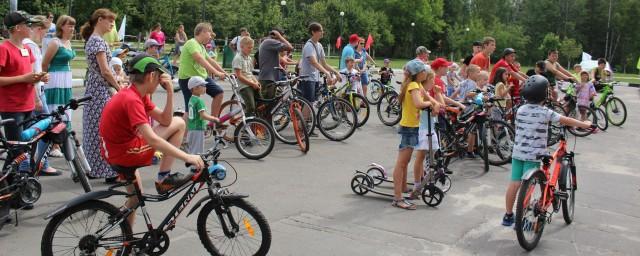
[340,11,345,39]
[280,0,287,30]
[411,22,415,55]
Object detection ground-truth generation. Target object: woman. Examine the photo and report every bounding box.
[149,23,166,54]
[354,38,376,98]
[174,24,187,56]
[42,15,76,157]
[80,8,122,182]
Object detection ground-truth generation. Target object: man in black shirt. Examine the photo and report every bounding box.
[461,41,483,78]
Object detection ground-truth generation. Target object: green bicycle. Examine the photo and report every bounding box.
[594,82,627,126]
[336,72,370,127]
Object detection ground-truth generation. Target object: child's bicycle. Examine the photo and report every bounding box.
[514,125,597,251]
[365,65,394,105]
[350,107,450,207]
[336,71,370,127]
[594,82,627,126]
[557,83,600,137]
[376,81,402,126]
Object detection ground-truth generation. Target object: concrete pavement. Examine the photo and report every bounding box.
[1,83,639,255]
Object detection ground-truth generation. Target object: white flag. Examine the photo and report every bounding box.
[117,15,126,42]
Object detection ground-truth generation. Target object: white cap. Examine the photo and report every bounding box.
[144,39,160,50]
[109,57,123,67]
[188,76,207,90]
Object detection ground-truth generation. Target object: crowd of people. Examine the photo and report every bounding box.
[0,8,616,230]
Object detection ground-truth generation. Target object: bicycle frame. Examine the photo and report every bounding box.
[522,137,569,216]
[594,83,614,108]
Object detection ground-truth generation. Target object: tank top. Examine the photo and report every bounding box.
[48,39,76,72]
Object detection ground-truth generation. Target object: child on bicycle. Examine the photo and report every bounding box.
[379,59,394,85]
[232,36,260,117]
[392,60,436,210]
[187,76,220,154]
[502,75,592,227]
[339,56,362,94]
[576,71,596,122]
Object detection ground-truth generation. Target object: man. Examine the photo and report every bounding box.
[100,54,204,226]
[42,12,55,50]
[470,37,495,71]
[489,48,527,99]
[544,49,575,100]
[461,41,483,78]
[257,28,293,100]
[414,46,431,65]
[339,34,359,69]
[230,27,249,53]
[178,22,227,118]
[103,23,120,50]
[144,39,161,59]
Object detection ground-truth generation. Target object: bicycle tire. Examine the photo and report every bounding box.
[478,124,490,173]
[605,96,627,126]
[366,80,383,105]
[595,107,608,131]
[559,160,575,224]
[515,171,547,251]
[272,98,315,145]
[376,91,401,126]
[71,152,92,193]
[197,199,271,256]
[317,98,357,141]
[347,93,370,127]
[217,100,243,142]
[291,107,310,153]
[41,200,133,256]
[567,106,596,137]
[486,120,514,166]
[234,118,275,160]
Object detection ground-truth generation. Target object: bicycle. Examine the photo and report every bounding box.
[313,76,358,141]
[557,83,598,137]
[376,81,402,126]
[365,65,394,105]
[514,125,595,251]
[594,82,627,127]
[41,145,271,256]
[336,71,370,127]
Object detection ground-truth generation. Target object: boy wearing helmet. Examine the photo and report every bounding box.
[379,59,394,85]
[502,75,593,227]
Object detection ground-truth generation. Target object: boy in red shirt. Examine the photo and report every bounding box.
[470,37,496,71]
[100,54,204,225]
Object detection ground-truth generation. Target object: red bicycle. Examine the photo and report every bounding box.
[514,125,594,250]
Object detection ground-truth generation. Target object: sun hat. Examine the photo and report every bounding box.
[187,76,207,90]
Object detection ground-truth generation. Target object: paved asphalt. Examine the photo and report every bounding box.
[1,81,639,256]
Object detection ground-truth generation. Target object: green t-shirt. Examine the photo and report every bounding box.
[188,95,207,130]
[179,39,208,79]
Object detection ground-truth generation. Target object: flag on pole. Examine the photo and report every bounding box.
[117,15,126,42]
[365,34,374,50]
[336,36,342,50]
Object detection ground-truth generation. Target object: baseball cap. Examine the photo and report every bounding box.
[28,15,47,28]
[430,58,452,70]
[4,11,35,28]
[383,58,390,63]
[144,39,160,50]
[188,76,207,90]
[349,34,360,44]
[405,59,427,76]
[502,48,516,57]
[127,54,169,74]
[415,46,431,55]
[112,48,129,58]
[472,41,482,47]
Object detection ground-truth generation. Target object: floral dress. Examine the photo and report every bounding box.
[83,35,114,178]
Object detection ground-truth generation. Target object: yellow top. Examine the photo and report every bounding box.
[400,82,421,127]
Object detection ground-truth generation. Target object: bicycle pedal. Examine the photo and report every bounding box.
[554,191,569,200]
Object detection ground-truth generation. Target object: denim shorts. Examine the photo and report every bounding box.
[397,126,419,150]
[360,72,370,86]
[298,80,319,102]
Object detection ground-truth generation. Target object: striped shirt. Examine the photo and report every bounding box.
[512,104,561,161]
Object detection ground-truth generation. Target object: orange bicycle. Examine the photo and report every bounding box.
[514,125,595,250]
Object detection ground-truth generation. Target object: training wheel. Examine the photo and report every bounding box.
[366,167,385,186]
[350,174,372,195]
[422,184,444,207]
[435,173,452,193]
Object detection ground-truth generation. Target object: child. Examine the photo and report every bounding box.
[186,76,220,154]
[340,56,361,94]
[232,36,260,117]
[110,57,129,88]
[576,71,597,121]
[452,64,480,102]
[502,75,592,227]
[446,63,461,97]
[492,67,512,108]
[391,60,434,210]
[408,70,443,199]
[379,59,394,85]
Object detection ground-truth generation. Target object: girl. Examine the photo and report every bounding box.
[576,71,596,121]
[492,67,512,109]
[392,60,435,210]
[408,70,443,199]
[109,57,129,88]
[446,63,461,97]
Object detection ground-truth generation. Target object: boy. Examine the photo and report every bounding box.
[100,54,204,226]
[502,75,592,227]
[452,64,480,102]
[187,76,220,154]
[340,56,361,94]
[232,36,261,117]
[379,59,394,85]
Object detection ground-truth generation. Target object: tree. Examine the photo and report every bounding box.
[560,38,583,68]
[539,33,561,56]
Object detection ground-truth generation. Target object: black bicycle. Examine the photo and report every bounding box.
[41,147,271,256]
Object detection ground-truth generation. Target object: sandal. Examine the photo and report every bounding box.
[392,199,417,210]
[405,190,421,200]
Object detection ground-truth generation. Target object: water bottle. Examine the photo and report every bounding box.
[21,119,51,141]
[208,164,227,181]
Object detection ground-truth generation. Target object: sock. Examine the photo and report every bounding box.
[413,182,420,191]
[158,171,171,181]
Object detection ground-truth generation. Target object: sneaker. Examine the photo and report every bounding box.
[40,167,62,176]
[49,148,64,158]
[155,172,194,194]
[501,213,514,226]
[466,152,477,159]
[444,168,453,175]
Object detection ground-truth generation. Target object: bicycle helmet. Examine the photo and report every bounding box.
[520,75,549,103]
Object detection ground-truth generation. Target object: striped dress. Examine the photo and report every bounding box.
[44,38,76,128]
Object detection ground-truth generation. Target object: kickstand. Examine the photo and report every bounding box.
[13,210,18,227]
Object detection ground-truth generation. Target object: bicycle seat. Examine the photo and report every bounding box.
[252,69,260,76]
[112,165,145,181]
[536,154,553,163]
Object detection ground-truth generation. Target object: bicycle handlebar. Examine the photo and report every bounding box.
[19,96,93,127]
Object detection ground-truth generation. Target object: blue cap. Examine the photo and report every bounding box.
[405,59,427,76]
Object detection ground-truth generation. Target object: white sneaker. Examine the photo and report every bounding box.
[49,148,64,158]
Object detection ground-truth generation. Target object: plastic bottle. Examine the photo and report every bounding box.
[208,164,227,180]
[21,119,51,141]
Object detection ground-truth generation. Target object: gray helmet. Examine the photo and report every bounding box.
[520,75,549,103]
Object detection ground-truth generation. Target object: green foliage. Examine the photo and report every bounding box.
[559,38,582,63]
[539,33,561,55]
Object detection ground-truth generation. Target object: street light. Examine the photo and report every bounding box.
[340,11,345,41]
[465,27,470,32]
[280,0,287,29]
[411,22,416,54]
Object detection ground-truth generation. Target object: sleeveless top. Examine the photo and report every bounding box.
[49,39,76,72]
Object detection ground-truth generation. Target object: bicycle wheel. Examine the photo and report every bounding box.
[317,98,357,141]
[217,100,243,142]
[234,118,275,160]
[272,98,315,145]
[290,107,310,153]
[347,93,370,127]
[595,107,608,131]
[486,120,514,166]
[376,91,401,126]
[69,148,92,193]
[41,200,132,256]
[605,97,627,126]
[566,106,596,137]
[477,124,490,173]
[559,160,576,224]
[197,199,271,256]
[515,171,547,251]
[366,80,384,105]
